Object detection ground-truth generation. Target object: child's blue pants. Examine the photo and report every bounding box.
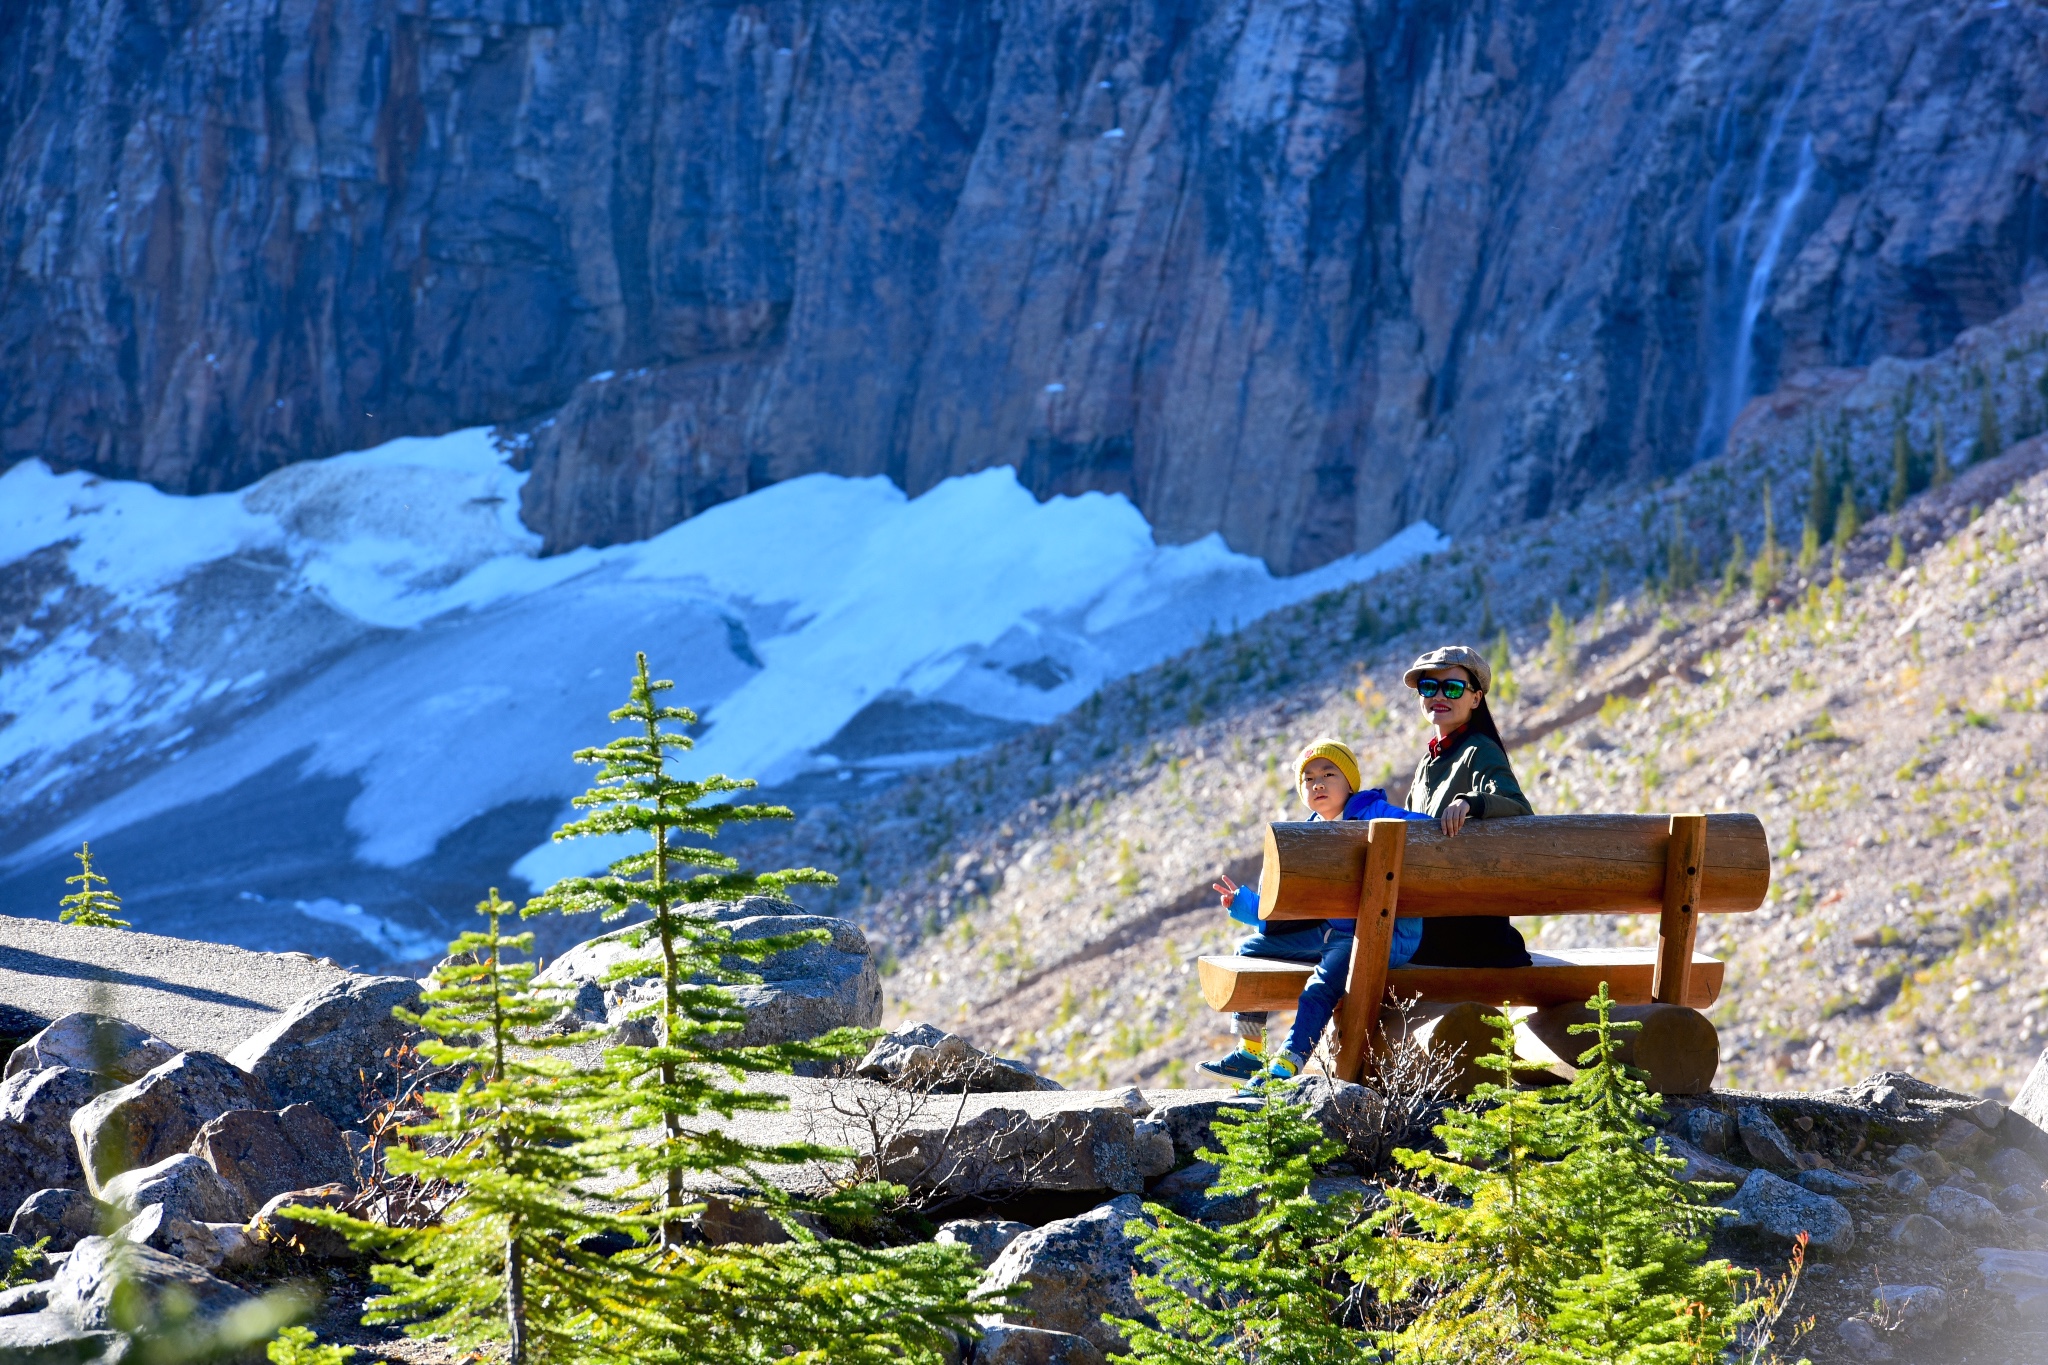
[1231,922,1355,1060]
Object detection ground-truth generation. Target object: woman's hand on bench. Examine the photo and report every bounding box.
[1440,798,1472,837]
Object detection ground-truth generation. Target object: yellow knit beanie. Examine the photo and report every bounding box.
[1296,737,1361,794]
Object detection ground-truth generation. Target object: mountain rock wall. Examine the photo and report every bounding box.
[4,0,2045,570]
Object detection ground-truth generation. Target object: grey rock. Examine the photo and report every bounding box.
[0,1281,49,1315]
[1797,1168,1869,1197]
[0,1309,114,1365]
[1144,1096,1260,1164]
[1657,1135,1746,1184]
[977,1195,1151,1355]
[934,1219,1031,1269]
[696,1195,796,1247]
[189,1105,354,1214]
[1679,1108,1734,1156]
[9,1190,103,1254]
[1984,1147,2047,1190]
[1112,1088,1150,1117]
[878,1106,1142,1200]
[537,906,882,1056]
[1834,1316,1894,1362]
[1146,1161,1254,1225]
[1285,1076,1385,1159]
[970,1324,1106,1365]
[3,1016,175,1086]
[46,1235,252,1332]
[112,1202,239,1268]
[1889,1213,1959,1255]
[100,1154,246,1226]
[250,1185,355,1263]
[69,1052,270,1191]
[1926,1184,2002,1234]
[1307,1174,1375,1206]
[854,1023,1059,1094]
[0,1068,99,1222]
[1736,1106,1801,1171]
[1885,1168,1929,1203]
[226,976,423,1129]
[1727,1170,1855,1255]
[1872,1283,1947,1333]
[1131,1121,1174,1180]
[1996,1182,2046,1212]
[1933,1116,1995,1164]
[1889,1144,1952,1183]
[1966,1097,2006,1130]
[1975,1247,2048,1319]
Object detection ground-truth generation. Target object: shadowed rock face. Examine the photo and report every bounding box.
[4,0,2045,569]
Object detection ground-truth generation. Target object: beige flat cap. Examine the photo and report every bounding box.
[1402,644,1491,693]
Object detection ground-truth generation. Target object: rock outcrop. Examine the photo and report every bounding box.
[534,901,881,1053]
[855,1023,1062,1094]
[5,0,2045,573]
[976,1195,1153,1355]
[188,1106,355,1215]
[226,976,422,1129]
[69,1052,271,1190]
[3,1015,175,1085]
[0,1068,99,1221]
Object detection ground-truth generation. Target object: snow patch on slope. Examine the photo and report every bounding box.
[1,431,1443,930]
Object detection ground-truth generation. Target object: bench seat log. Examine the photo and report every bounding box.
[1255,812,1768,923]
[1195,946,1726,1014]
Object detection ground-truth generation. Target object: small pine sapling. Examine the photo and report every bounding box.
[266,1327,357,1365]
[1491,630,1520,704]
[1887,534,1906,574]
[1974,384,2003,464]
[59,842,129,928]
[1887,423,1912,513]
[1717,533,1747,606]
[1548,602,1576,677]
[1930,419,1951,489]
[525,654,984,1363]
[291,890,621,1365]
[1117,1095,1369,1362]
[1751,481,1781,602]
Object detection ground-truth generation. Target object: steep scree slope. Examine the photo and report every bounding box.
[4,0,2046,568]
[723,283,2048,1097]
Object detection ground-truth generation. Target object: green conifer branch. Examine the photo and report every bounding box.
[59,842,129,929]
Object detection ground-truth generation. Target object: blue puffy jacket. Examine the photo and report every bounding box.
[1227,788,1430,967]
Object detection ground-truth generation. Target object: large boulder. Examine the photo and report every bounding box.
[0,1309,115,1365]
[249,1185,356,1263]
[100,1154,247,1226]
[535,899,881,1052]
[9,1189,103,1253]
[189,1106,354,1214]
[1144,1095,1260,1164]
[971,1324,1106,1365]
[855,1024,1061,1093]
[45,1235,253,1332]
[1735,1106,1801,1171]
[0,1068,99,1221]
[934,1219,1031,1268]
[976,1195,1152,1355]
[227,977,422,1129]
[69,1052,271,1191]
[1284,1076,1386,1161]
[3,1015,175,1085]
[1726,1170,1855,1255]
[1975,1247,2048,1320]
[878,1106,1143,1200]
[1925,1184,2001,1234]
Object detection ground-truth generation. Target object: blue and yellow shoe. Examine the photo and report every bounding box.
[1237,1049,1305,1094]
[1198,1047,1266,1082]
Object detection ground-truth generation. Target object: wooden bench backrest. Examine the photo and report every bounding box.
[1255,812,1770,922]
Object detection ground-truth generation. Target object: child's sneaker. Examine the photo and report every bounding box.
[1198,1047,1265,1082]
[1237,1049,1305,1093]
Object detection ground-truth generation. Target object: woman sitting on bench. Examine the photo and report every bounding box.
[1400,644,1535,968]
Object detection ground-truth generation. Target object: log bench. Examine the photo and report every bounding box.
[1194,813,1770,1093]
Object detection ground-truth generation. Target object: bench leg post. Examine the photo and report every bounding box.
[1653,814,1708,1005]
[1334,819,1405,1082]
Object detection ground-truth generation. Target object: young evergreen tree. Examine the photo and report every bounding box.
[1548,602,1576,677]
[1490,629,1520,704]
[1717,532,1747,606]
[1930,419,1952,489]
[1887,422,1912,513]
[1751,481,1781,602]
[1833,489,1860,548]
[59,842,129,928]
[1665,510,1698,594]
[1351,989,1746,1362]
[1974,384,2004,464]
[523,653,984,1363]
[1804,443,1833,543]
[293,891,623,1365]
[1888,534,1907,573]
[1795,519,1821,574]
[1117,1095,1370,1362]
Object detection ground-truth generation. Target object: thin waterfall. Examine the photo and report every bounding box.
[1693,4,1833,460]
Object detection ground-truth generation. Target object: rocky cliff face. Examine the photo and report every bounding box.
[4,0,2045,569]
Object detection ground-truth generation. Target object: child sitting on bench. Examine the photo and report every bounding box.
[1200,737,1429,1088]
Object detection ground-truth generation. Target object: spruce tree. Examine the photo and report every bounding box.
[1717,533,1746,606]
[1548,603,1575,676]
[523,653,984,1363]
[1930,419,1951,489]
[1117,1095,1370,1362]
[292,891,623,1365]
[1490,629,1520,704]
[59,842,129,928]
[1975,385,2004,464]
[1887,422,1912,513]
[1751,481,1781,602]
[1804,443,1833,543]
[1833,489,1859,548]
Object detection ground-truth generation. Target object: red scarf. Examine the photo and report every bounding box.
[1428,723,1469,760]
